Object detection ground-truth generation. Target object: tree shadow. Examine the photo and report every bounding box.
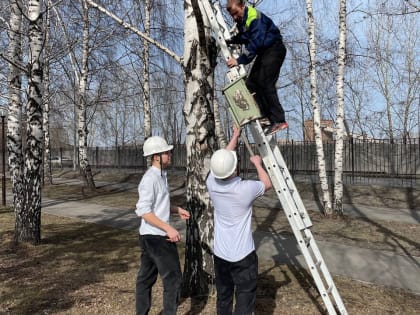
[0,220,138,314]
[253,205,328,314]
[343,185,420,267]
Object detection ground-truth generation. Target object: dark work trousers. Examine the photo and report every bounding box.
[135,235,182,315]
[246,41,287,124]
[214,251,258,315]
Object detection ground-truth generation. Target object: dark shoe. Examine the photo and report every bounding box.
[265,122,288,136]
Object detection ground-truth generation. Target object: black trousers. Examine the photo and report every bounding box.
[135,235,182,315]
[246,42,287,124]
[214,251,258,315]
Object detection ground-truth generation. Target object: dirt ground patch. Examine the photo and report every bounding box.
[1,170,418,314]
[1,209,419,315]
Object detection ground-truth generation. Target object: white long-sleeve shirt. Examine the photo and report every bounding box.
[135,166,170,236]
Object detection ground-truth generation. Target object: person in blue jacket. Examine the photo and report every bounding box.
[226,0,288,135]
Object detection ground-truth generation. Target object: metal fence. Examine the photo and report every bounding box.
[51,138,420,187]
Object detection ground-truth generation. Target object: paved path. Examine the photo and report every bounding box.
[41,192,420,294]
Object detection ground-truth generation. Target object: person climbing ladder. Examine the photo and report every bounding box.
[225,0,288,135]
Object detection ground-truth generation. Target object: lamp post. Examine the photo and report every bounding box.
[0,107,7,206]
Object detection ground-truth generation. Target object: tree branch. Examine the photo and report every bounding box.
[86,0,182,64]
[0,52,28,74]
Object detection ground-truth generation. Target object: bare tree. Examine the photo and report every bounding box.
[7,0,25,239]
[141,0,151,140]
[42,0,52,184]
[305,0,332,214]
[75,0,95,189]
[181,0,217,296]
[14,0,45,243]
[333,0,347,215]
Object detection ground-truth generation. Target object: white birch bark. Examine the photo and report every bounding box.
[142,0,151,140]
[78,0,95,189]
[181,0,217,296]
[7,0,24,235]
[213,90,227,147]
[16,0,44,243]
[305,0,332,214]
[43,0,52,184]
[333,0,347,215]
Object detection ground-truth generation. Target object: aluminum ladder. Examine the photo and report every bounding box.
[201,1,348,314]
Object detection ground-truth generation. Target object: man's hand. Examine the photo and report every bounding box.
[177,207,190,220]
[227,57,238,68]
[166,226,181,243]
[232,125,241,139]
[250,155,262,166]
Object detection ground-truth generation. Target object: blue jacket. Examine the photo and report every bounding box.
[230,6,283,65]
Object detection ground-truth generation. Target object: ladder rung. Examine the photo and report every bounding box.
[315,259,322,267]
[326,285,334,294]
[304,236,312,247]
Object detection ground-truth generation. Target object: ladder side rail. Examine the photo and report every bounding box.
[249,122,308,231]
[303,229,348,314]
[271,144,312,227]
[200,0,246,82]
[267,130,347,313]
[249,122,344,315]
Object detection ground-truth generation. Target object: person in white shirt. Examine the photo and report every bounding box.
[206,126,272,315]
[135,136,190,315]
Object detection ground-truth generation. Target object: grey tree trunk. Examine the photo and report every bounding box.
[333,0,347,215]
[78,0,95,190]
[305,0,332,214]
[16,0,44,243]
[7,0,24,237]
[181,0,217,296]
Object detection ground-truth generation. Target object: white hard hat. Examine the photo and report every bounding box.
[143,136,173,157]
[210,149,237,179]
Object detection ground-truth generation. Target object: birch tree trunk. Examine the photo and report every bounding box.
[142,0,151,140]
[16,0,44,243]
[333,0,347,215]
[78,0,95,190]
[305,0,332,214]
[181,0,217,296]
[43,0,52,185]
[213,91,227,148]
[7,0,24,232]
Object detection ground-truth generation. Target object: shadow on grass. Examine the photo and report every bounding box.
[253,205,328,314]
[342,185,420,266]
[0,217,138,314]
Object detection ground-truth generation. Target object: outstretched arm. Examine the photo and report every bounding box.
[250,155,272,191]
[226,126,241,151]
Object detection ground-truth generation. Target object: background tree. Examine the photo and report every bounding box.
[333,0,347,215]
[6,0,25,239]
[305,0,332,214]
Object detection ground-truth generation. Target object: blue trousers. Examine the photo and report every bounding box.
[214,251,258,315]
[135,235,182,315]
